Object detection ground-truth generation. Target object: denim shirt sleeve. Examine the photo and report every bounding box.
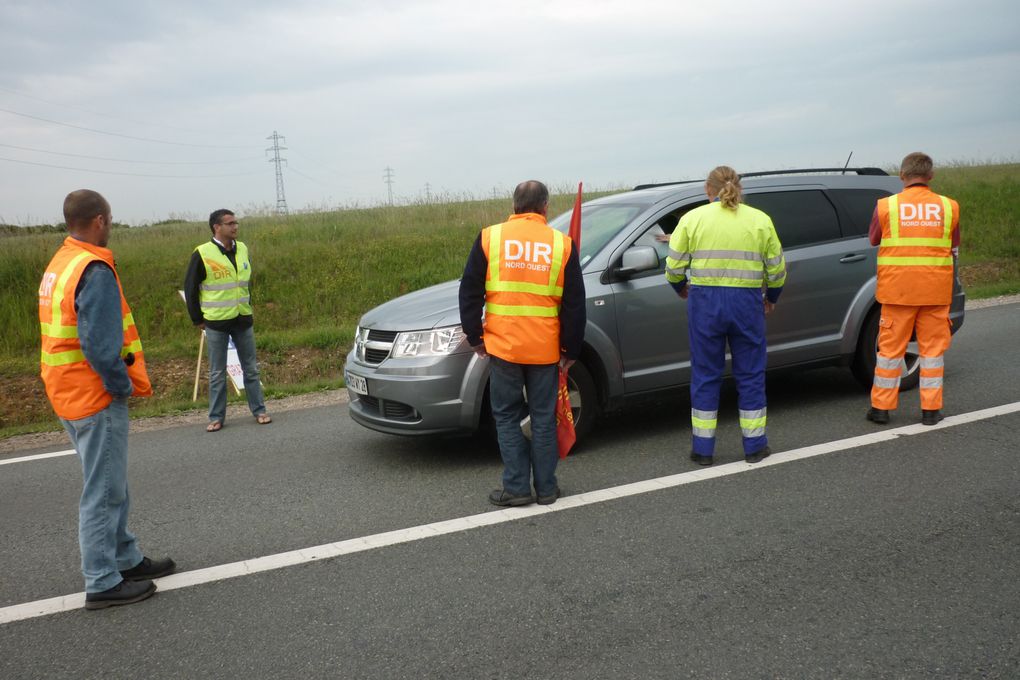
[76,262,132,398]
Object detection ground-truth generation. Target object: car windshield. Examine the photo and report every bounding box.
[549,203,647,267]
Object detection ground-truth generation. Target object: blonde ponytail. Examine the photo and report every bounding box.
[706,166,742,210]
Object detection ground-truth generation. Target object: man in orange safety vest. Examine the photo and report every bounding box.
[459,181,586,507]
[40,190,175,609]
[866,152,960,427]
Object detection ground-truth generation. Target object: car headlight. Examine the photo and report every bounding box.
[390,325,468,358]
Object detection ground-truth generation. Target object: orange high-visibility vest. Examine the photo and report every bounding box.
[875,185,959,306]
[480,213,572,364]
[39,237,152,420]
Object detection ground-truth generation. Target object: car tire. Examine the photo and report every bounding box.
[567,361,600,442]
[852,309,920,392]
[512,360,601,445]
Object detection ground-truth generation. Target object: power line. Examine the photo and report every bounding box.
[0,142,262,165]
[0,155,263,179]
[287,148,350,179]
[287,165,333,189]
[0,106,258,149]
[0,84,213,136]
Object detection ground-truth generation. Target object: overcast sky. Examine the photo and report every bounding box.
[1,0,1018,225]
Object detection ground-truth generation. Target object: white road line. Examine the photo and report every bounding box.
[2,400,1018,625]
[0,449,76,466]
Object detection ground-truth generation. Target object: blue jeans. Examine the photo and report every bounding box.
[206,325,266,423]
[61,398,143,593]
[488,357,559,497]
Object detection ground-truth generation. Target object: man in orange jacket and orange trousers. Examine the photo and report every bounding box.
[867,153,960,427]
[40,190,175,609]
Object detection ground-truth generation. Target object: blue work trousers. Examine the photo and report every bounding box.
[488,357,559,498]
[60,398,144,593]
[687,285,769,457]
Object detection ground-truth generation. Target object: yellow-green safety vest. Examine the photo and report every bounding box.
[196,241,252,320]
[665,202,786,289]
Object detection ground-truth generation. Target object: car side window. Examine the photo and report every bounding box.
[829,188,892,237]
[628,207,694,274]
[743,190,840,249]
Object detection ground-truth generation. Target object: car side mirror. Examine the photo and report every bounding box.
[615,245,659,279]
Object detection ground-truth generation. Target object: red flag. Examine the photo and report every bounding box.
[568,182,583,249]
[556,368,576,458]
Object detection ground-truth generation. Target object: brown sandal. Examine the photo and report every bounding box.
[206,421,223,433]
[256,413,272,425]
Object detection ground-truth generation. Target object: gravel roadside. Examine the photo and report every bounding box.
[0,389,349,455]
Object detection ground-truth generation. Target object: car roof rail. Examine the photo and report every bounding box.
[740,167,889,178]
[632,167,888,190]
[631,179,703,191]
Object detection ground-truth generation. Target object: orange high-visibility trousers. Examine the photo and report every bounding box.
[870,304,952,411]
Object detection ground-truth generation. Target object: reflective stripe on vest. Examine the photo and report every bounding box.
[40,251,143,368]
[197,241,252,319]
[39,238,152,419]
[876,194,953,267]
[484,223,565,317]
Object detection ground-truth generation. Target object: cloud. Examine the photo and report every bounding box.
[0,0,1017,223]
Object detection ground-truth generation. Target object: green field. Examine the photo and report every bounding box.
[1,164,1017,436]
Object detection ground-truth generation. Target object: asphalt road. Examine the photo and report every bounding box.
[2,303,1018,679]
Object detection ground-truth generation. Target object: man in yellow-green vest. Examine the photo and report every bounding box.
[184,209,271,432]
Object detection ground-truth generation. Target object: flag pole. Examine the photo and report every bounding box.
[192,330,204,402]
[568,181,583,248]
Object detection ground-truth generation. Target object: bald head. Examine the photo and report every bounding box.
[512,180,549,215]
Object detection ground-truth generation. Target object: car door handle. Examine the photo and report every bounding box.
[839,254,866,263]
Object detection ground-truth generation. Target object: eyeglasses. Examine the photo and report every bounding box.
[221,220,239,226]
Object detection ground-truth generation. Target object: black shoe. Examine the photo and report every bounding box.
[84,579,156,610]
[488,489,535,507]
[921,409,944,426]
[120,556,176,581]
[689,451,713,466]
[745,446,772,464]
[537,488,561,505]
[866,408,890,424]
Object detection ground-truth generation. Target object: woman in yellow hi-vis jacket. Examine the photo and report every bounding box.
[665,166,787,465]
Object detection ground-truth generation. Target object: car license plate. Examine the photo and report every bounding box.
[345,371,368,395]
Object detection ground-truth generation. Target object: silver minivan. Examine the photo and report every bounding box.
[343,169,966,440]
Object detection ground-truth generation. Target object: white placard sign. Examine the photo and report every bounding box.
[179,289,245,392]
[225,338,245,391]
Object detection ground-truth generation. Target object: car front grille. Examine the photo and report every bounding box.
[358,395,418,421]
[357,328,398,365]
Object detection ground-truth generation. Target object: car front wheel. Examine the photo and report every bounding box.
[516,360,601,446]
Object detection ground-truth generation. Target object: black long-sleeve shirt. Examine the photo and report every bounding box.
[458,231,586,360]
[183,239,254,332]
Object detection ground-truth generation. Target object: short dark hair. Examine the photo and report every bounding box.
[63,190,110,230]
[209,209,235,234]
[900,152,934,180]
[512,180,549,214]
